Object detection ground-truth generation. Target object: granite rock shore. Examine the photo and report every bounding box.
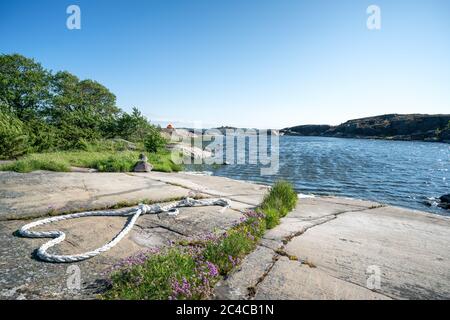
[0,171,449,300]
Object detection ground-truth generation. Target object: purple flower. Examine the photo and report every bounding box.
[171,277,192,299]
[228,255,240,267]
[246,210,265,219]
[198,232,219,243]
[107,248,161,274]
[206,261,219,277]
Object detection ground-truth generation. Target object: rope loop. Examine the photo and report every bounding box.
[18,197,230,263]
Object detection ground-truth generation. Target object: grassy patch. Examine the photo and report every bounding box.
[103,181,297,300]
[104,212,266,300]
[104,249,205,300]
[259,180,298,228]
[0,156,71,173]
[0,150,182,173]
[263,207,281,229]
[202,212,266,275]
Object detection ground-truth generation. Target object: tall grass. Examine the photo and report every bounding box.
[0,150,182,173]
[259,180,298,228]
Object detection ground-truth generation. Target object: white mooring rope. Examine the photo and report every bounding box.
[18,197,230,263]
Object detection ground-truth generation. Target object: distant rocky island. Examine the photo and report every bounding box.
[281,114,450,143]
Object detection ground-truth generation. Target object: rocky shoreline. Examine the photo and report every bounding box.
[281,114,450,143]
[427,194,450,210]
[0,171,449,299]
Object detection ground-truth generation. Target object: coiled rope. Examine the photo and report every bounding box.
[18,197,230,263]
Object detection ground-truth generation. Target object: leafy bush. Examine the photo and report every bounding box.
[25,119,60,153]
[116,107,153,142]
[0,98,11,113]
[0,111,29,159]
[56,118,103,150]
[144,126,167,153]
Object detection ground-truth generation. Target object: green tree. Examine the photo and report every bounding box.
[116,107,152,142]
[48,71,80,119]
[0,54,51,120]
[0,54,158,153]
[50,71,120,139]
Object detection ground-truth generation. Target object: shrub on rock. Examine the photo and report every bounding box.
[144,126,167,153]
[264,207,281,229]
[261,181,298,217]
[0,111,29,159]
[259,180,298,229]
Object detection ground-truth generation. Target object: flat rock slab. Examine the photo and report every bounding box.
[216,196,450,300]
[0,172,190,220]
[263,196,379,242]
[0,170,266,299]
[3,171,449,300]
[134,172,269,206]
[0,171,266,220]
[215,245,275,300]
[255,257,390,300]
[284,206,450,299]
[0,205,246,299]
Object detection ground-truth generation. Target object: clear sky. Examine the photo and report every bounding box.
[1,0,449,128]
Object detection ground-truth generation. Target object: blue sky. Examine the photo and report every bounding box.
[1,0,449,128]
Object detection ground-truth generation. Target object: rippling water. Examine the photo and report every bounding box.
[187,136,450,215]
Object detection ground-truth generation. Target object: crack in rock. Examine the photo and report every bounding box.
[247,205,384,298]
